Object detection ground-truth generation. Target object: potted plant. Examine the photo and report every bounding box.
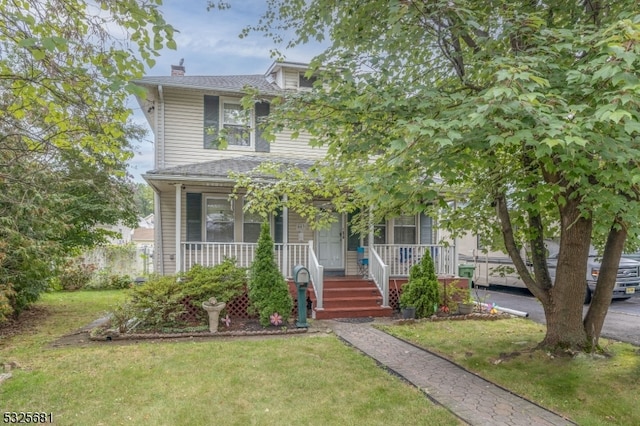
[457,290,475,315]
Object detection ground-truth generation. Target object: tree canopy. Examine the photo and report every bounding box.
[0,0,175,321]
[216,0,640,351]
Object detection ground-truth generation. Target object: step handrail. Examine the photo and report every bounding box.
[369,246,390,307]
[308,241,324,310]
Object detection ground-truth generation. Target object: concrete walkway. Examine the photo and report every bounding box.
[329,320,575,426]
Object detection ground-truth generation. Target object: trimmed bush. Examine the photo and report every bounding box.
[399,250,440,318]
[123,259,247,330]
[248,222,293,327]
[180,259,246,305]
[129,275,186,329]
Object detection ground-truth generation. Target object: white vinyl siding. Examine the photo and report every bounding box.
[283,70,299,90]
[159,88,327,168]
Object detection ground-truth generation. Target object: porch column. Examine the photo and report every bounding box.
[283,195,289,277]
[452,201,458,276]
[175,183,182,274]
[368,209,374,248]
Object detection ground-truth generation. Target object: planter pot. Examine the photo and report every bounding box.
[457,302,474,315]
[401,306,416,319]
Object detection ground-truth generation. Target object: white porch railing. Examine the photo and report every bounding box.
[373,244,455,277]
[369,246,390,307]
[307,241,324,311]
[182,242,309,276]
[181,242,455,314]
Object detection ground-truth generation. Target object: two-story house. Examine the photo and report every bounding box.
[134,61,459,319]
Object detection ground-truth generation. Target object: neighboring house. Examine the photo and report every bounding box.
[131,226,154,275]
[134,61,459,318]
[98,221,133,245]
[138,213,154,229]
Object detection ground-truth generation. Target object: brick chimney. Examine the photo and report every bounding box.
[171,59,185,76]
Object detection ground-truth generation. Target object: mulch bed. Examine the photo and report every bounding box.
[0,305,49,340]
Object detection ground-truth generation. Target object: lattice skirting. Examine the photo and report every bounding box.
[179,284,302,323]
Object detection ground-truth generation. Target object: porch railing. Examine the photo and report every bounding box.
[369,246,389,307]
[373,244,455,277]
[307,240,324,311]
[182,242,309,276]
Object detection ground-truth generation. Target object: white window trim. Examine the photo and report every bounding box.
[220,97,254,150]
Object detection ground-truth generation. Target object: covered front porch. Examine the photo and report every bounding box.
[180,241,458,319]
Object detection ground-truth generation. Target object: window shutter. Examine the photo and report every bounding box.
[204,96,219,149]
[254,101,270,153]
[186,193,202,241]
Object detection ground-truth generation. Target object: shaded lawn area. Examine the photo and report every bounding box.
[380,318,640,426]
[0,291,460,426]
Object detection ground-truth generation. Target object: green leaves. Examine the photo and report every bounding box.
[0,0,177,321]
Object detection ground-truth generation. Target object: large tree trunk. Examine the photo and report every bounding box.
[583,223,627,349]
[541,197,592,349]
[496,191,591,350]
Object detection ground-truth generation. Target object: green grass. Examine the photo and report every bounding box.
[0,291,459,426]
[380,318,640,426]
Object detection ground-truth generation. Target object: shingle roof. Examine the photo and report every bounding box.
[145,155,315,180]
[133,74,279,95]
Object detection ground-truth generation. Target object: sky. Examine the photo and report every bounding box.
[126,0,326,183]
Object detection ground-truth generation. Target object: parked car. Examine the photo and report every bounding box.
[547,247,640,304]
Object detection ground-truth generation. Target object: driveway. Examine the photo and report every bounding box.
[476,286,640,346]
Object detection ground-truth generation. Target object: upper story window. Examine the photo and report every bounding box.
[299,73,317,89]
[222,99,251,147]
[204,95,270,152]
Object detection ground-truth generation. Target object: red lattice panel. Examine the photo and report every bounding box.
[390,288,401,311]
[180,296,205,324]
[227,292,255,319]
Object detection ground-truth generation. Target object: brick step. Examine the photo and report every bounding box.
[313,306,394,320]
[323,287,381,297]
[322,279,374,289]
[322,296,383,309]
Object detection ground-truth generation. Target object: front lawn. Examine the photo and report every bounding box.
[0,291,459,426]
[380,318,640,426]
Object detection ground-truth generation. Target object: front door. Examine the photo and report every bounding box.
[317,213,344,270]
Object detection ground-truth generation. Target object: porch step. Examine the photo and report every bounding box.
[308,277,394,320]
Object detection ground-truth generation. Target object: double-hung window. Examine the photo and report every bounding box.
[243,210,263,243]
[205,198,234,242]
[394,215,416,244]
[222,99,251,147]
[204,96,270,152]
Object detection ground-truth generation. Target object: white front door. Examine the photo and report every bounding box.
[317,213,344,269]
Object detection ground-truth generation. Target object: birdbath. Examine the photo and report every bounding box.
[202,297,226,333]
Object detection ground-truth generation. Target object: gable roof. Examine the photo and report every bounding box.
[133,74,279,95]
[144,155,315,182]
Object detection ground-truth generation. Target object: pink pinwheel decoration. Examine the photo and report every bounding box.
[270,312,283,326]
[222,314,231,327]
